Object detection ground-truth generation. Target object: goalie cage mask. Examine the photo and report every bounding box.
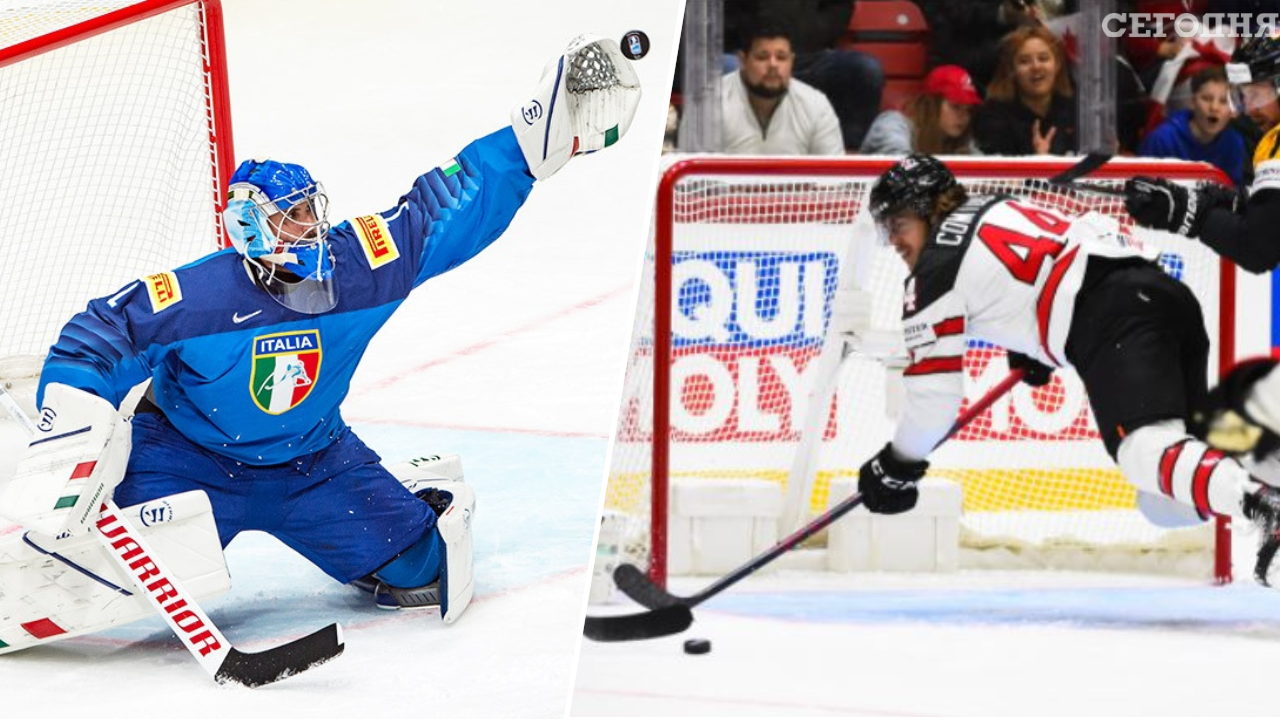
[225,159,337,314]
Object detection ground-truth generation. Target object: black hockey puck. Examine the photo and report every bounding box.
[683,638,711,655]
[620,30,650,60]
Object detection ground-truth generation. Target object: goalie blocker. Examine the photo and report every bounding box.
[1,383,130,539]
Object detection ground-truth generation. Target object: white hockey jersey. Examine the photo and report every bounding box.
[892,194,1157,460]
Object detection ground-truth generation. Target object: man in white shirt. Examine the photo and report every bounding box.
[718,27,844,156]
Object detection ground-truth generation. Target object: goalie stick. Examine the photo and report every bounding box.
[0,387,343,687]
[780,201,883,535]
[584,368,1026,642]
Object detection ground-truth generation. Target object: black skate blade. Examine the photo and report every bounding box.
[583,605,693,642]
[214,623,344,687]
[613,563,683,609]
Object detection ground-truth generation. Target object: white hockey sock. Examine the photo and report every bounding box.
[1118,419,1253,519]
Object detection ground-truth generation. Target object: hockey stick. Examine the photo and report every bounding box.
[1037,152,1124,196]
[0,387,344,687]
[1049,152,1112,185]
[583,368,1026,642]
[780,203,884,534]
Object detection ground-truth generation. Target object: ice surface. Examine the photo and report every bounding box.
[574,571,1280,716]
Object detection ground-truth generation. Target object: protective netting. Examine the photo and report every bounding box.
[0,0,226,360]
[607,156,1232,581]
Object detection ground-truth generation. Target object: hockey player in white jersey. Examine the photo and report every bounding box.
[856,154,1280,584]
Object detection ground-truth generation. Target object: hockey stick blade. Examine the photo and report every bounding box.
[583,604,692,642]
[596,369,1027,632]
[214,623,344,688]
[613,563,680,608]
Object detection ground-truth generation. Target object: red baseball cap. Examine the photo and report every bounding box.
[924,65,982,106]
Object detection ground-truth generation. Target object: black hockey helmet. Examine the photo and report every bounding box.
[868,154,959,223]
[1229,31,1280,87]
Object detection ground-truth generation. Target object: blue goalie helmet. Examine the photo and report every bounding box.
[224,158,337,314]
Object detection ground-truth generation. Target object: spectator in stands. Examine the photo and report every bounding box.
[860,65,983,155]
[724,0,884,151]
[1122,0,1211,106]
[1138,66,1246,186]
[917,0,1047,91]
[711,25,844,156]
[974,25,1077,155]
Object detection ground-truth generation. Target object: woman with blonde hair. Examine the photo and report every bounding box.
[860,65,983,155]
[974,24,1076,155]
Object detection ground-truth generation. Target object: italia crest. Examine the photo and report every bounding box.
[251,330,322,414]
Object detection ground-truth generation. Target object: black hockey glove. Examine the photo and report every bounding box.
[1006,351,1054,387]
[1190,358,1280,457]
[858,443,929,515]
[1123,177,1237,239]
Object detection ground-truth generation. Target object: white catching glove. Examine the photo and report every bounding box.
[0,383,130,537]
[511,34,642,180]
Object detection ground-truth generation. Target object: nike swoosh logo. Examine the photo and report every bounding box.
[232,310,263,324]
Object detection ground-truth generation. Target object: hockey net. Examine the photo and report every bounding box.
[605,155,1235,587]
[0,0,234,414]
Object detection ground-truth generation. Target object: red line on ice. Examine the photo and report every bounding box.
[356,285,630,395]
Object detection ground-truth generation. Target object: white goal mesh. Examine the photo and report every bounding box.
[0,0,233,360]
[606,155,1234,586]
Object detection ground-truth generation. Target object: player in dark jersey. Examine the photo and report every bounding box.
[858,154,1280,585]
[1123,32,1280,274]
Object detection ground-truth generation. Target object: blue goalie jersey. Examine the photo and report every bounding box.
[39,127,536,465]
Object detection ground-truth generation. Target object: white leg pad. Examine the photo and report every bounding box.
[386,456,474,623]
[432,480,475,624]
[386,453,464,492]
[0,489,229,654]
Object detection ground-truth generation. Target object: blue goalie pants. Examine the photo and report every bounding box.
[115,412,434,584]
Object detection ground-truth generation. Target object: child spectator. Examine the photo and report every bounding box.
[860,65,983,155]
[974,25,1077,156]
[1139,66,1246,186]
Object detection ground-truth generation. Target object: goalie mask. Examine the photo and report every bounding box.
[225,159,337,314]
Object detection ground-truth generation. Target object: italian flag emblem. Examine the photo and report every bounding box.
[250,330,322,414]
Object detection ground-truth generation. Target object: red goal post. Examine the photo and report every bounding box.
[607,155,1236,588]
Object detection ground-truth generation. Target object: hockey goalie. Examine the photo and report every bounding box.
[0,34,641,655]
[850,154,1280,585]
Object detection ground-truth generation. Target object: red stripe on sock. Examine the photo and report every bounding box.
[1158,439,1189,498]
[1191,448,1225,520]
